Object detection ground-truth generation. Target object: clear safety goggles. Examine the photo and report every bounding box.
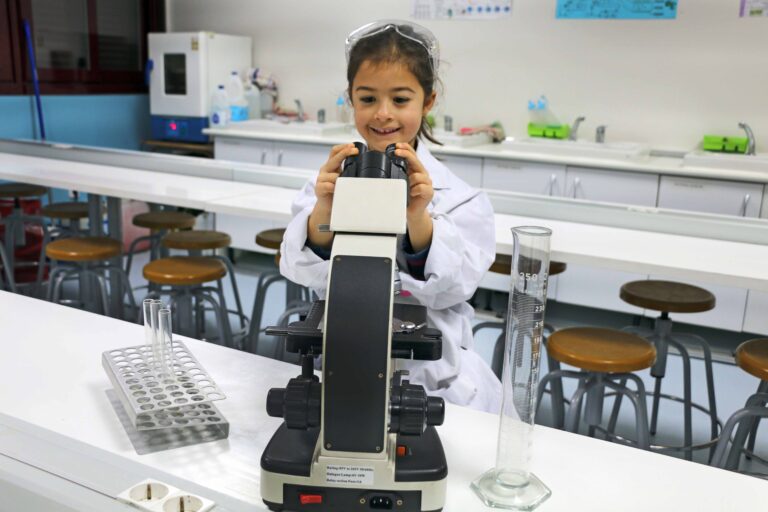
[345,20,440,75]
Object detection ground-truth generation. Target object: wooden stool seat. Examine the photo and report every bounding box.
[162,230,231,250]
[41,201,90,220]
[45,237,121,262]
[735,338,768,381]
[143,256,226,286]
[132,211,196,230]
[620,280,715,313]
[547,327,656,374]
[0,183,48,198]
[255,228,285,250]
[489,253,567,277]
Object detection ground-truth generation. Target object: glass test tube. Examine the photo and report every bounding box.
[142,298,155,349]
[158,308,174,375]
[472,226,553,510]
[149,299,164,372]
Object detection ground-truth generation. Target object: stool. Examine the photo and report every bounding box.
[41,201,91,237]
[618,280,719,460]
[473,257,567,426]
[162,230,248,344]
[712,338,768,472]
[245,228,311,357]
[125,210,197,276]
[0,183,49,288]
[537,327,656,449]
[46,236,136,318]
[142,256,233,348]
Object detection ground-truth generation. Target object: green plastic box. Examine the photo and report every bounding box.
[702,135,748,154]
[528,123,570,140]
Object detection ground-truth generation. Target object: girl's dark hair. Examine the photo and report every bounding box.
[347,25,442,146]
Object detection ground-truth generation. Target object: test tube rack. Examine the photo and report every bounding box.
[102,340,230,452]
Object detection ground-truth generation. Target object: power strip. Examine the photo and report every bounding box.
[116,479,215,512]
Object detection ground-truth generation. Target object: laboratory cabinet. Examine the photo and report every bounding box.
[554,167,658,313]
[656,176,765,331]
[657,176,764,218]
[273,141,332,170]
[564,166,659,205]
[482,159,566,196]
[437,154,483,188]
[216,137,274,165]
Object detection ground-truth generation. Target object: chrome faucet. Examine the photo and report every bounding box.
[738,122,756,155]
[569,116,586,141]
[595,125,606,143]
[294,99,305,123]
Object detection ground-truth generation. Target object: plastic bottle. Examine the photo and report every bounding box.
[537,96,560,126]
[336,95,349,124]
[210,85,230,127]
[244,83,261,119]
[528,100,544,126]
[226,71,249,122]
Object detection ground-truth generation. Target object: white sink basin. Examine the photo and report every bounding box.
[228,119,350,136]
[683,151,768,172]
[500,138,651,162]
[430,129,492,148]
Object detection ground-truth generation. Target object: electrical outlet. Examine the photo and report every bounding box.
[117,479,215,512]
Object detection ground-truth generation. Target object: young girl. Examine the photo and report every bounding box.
[279,20,501,413]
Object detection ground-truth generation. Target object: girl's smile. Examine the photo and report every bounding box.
[351,60,435,152]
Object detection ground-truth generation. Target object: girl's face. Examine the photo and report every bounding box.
[350,60,436,152]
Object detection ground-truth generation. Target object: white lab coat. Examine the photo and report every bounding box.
[279,143,502,413]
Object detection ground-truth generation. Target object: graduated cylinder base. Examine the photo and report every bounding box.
[471,469,551,510]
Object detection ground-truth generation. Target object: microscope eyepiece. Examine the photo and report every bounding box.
[341,142,407,180]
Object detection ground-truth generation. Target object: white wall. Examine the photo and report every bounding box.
[168,0,767,151]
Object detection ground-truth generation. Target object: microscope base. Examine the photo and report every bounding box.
[261,424,447,511]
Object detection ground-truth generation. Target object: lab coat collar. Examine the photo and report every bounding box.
[416,142,450,190]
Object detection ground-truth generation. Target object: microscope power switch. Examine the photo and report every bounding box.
[299,493,323,505]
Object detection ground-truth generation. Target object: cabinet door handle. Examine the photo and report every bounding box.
[571,177,581,199]
[549,174,558,196]
[260,151,267,165]
[741,194,751,217]
[277,150,284,167]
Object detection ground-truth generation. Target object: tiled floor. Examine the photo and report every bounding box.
[115,249,767,475]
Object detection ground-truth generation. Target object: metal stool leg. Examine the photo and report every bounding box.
[0,243,17,292]
[713,406,768,470]
[606,374,651,450]
[565,375,591,433]
[197,288,233,348]
[246,271,284,354]
[668,338,694,461]
[745,381,768,459]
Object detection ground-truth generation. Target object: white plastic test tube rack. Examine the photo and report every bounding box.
[102,300,228,433]
[117,479,215,512]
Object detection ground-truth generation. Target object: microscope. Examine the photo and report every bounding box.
[260,143,448,511]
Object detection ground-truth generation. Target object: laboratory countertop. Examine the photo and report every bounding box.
[0,291,765,511]
[1,150,768,291]
[204,126,768,184]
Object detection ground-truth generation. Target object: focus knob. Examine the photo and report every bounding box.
[265,377,321,430]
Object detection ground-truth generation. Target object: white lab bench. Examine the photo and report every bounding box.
[1,145,768,335]
[0,291,766,511]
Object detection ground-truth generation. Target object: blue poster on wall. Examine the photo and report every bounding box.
[556,0,678,19]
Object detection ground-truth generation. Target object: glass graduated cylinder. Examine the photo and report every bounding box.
[496,267,549,485]
[472,225,552,510]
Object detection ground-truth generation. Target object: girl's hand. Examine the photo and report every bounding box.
[394,142,434,252]
[308,143,358,247]
[314,143,359,213]
[394,143,434,218]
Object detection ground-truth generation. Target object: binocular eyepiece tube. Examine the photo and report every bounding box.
[342,142,408,180]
